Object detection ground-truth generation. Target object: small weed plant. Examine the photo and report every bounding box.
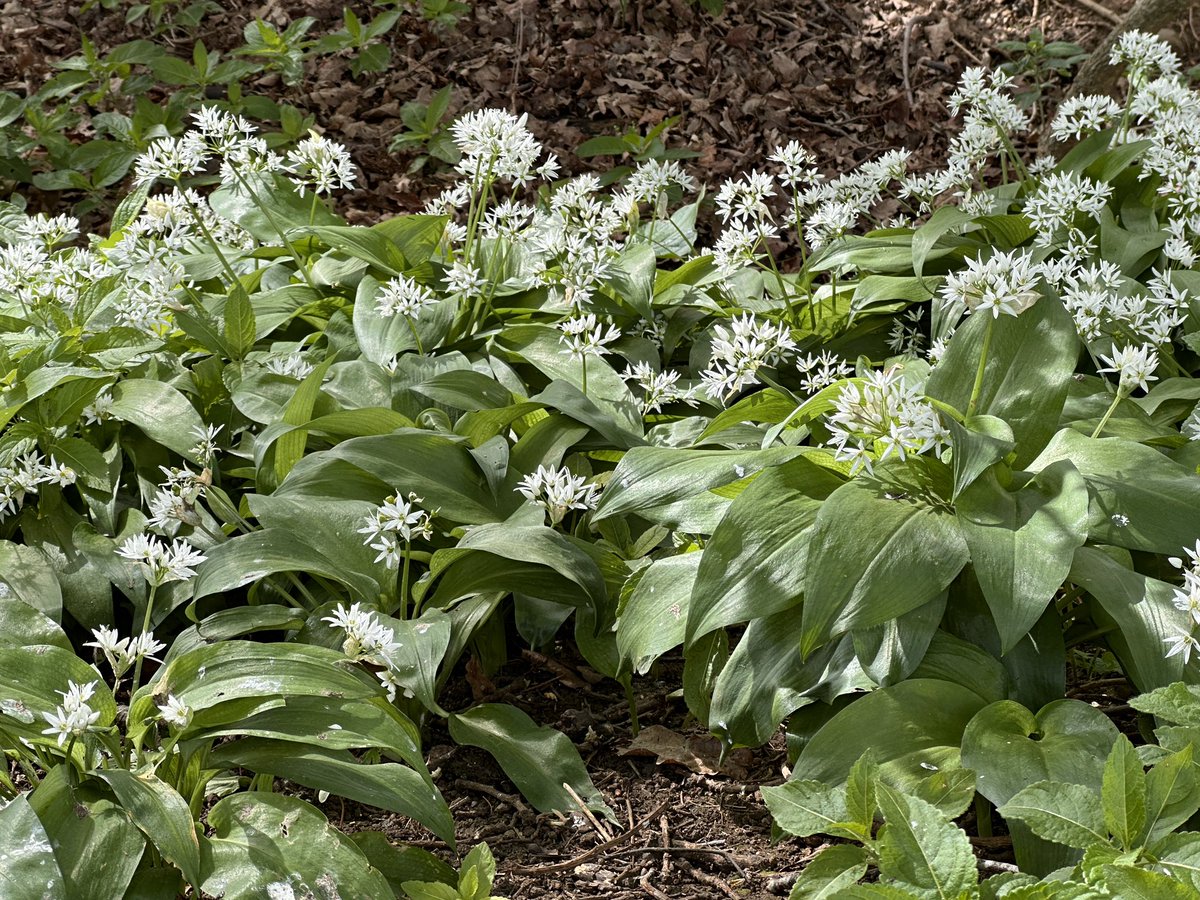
[4,23,1200,898]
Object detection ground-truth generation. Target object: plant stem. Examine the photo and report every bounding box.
[131,582,159,691]
[405,317,425,356]
[400,541,412,621]
[966,317,996,418]
[581,355,588,396]
[1091,390,1124,439]
[975,793,994,838]
[229,169,318,291]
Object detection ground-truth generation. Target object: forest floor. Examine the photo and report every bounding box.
[0,0,1154,895]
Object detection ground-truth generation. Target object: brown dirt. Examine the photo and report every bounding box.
[0,0,1156,896]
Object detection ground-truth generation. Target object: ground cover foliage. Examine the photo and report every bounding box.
[5,9,1200,898]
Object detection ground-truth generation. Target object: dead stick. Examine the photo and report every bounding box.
[512,799,672,876]
[564,781,612,841]
[1071,0,1124,24]
[610,846,750,882]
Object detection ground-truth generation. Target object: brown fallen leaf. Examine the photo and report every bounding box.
[619,725,752,780]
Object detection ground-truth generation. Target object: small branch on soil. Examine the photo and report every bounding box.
[512,798,672,876]
[455,778,531,814]
[659,814,670,877]
[676,857,739,898]
[1069,0,1124,24]
[902,15,937,109]
[978,859,1022,874]
[609,845,750,882]
[639,877,672,900]
[565,781,613,841]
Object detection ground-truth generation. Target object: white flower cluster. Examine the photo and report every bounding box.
[284,133,357,196]
[940,249,1041,318]
[1050,95,1122,143]
[158,695,192,729]
[797,351,855,394]
[84,625,165,679]
[40,680,100,747]
[1059,263,1185,345]
[1111,29,1180,90]
[147,466,206,532]
[358,493,434,569]
[1164,541,1200,663]
[116,534,207,586]
[700,313,796,401]
[825,368,951,476]
[515,465,601,525]
[559,313,623,361]
[1025,172,1111,246]
[886,308,927,358]
[322,603,411,701]
[0,451,76,522]
[376,274,436,319]
[1097,343,1159,395]
[450,109,559,188]
[622,361,696,415]
[264,352,315,380]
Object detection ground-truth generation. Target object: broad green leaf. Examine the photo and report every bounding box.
[1142,746,1199,846]
[349,832,456,894]
[593,445,807,530]
[1129,683,1200,725]
[1101,735,1145,851]
[688,456,842,643]
[961,700,1118,808]
[845,751,879,833]
[998,782,1109,850]
[191,527,379,604]
[0,596,70,649]
[944,414,1015,500]
[29,768,145,900]
[912,767,979,819]
[616,552,700,674]
[798,679,989,789]
[195,605,307,641]
[787,844,868,899]
[709,614,864,747]
[761,779,851,838]
[448,703,614,819]
[955,461,1089,653]
[353,276,455,366]
[1029,429,1200,555]
[278,432,518,524]
[108,379,205,458]
[130,641,379,740]
[0,646,115,743]
[196,695,425,774]
[1100,865,1200,900]
[305,224,407,273]
[209,737,454,845]
[454,524,607,608]
[0,542,63,619]
[926,296,1078,466]
[852,593,947,688]
[1156,831,1200,890]
[201,793,392,899]
[1067,547,1187,692]
[876,783,978,899]
[98,770,201,889]
[378,610,453,716]
[0,794,65,899]
[801,476,968,655]
[273,357,334,483]
[223,285,256,360]
[495,324,642,432]
[372,213,447,267]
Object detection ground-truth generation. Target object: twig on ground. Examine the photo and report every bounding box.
[660,813,671,877]
[609,846,750,883]
[676,857,739,898]
[455,778,530,814]
[978,858,1021,874]
[512,798,671,876]
[902,15,937,108]
[1069,0,1124,24]
[639,877,672,900]
[564,781,613,841]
